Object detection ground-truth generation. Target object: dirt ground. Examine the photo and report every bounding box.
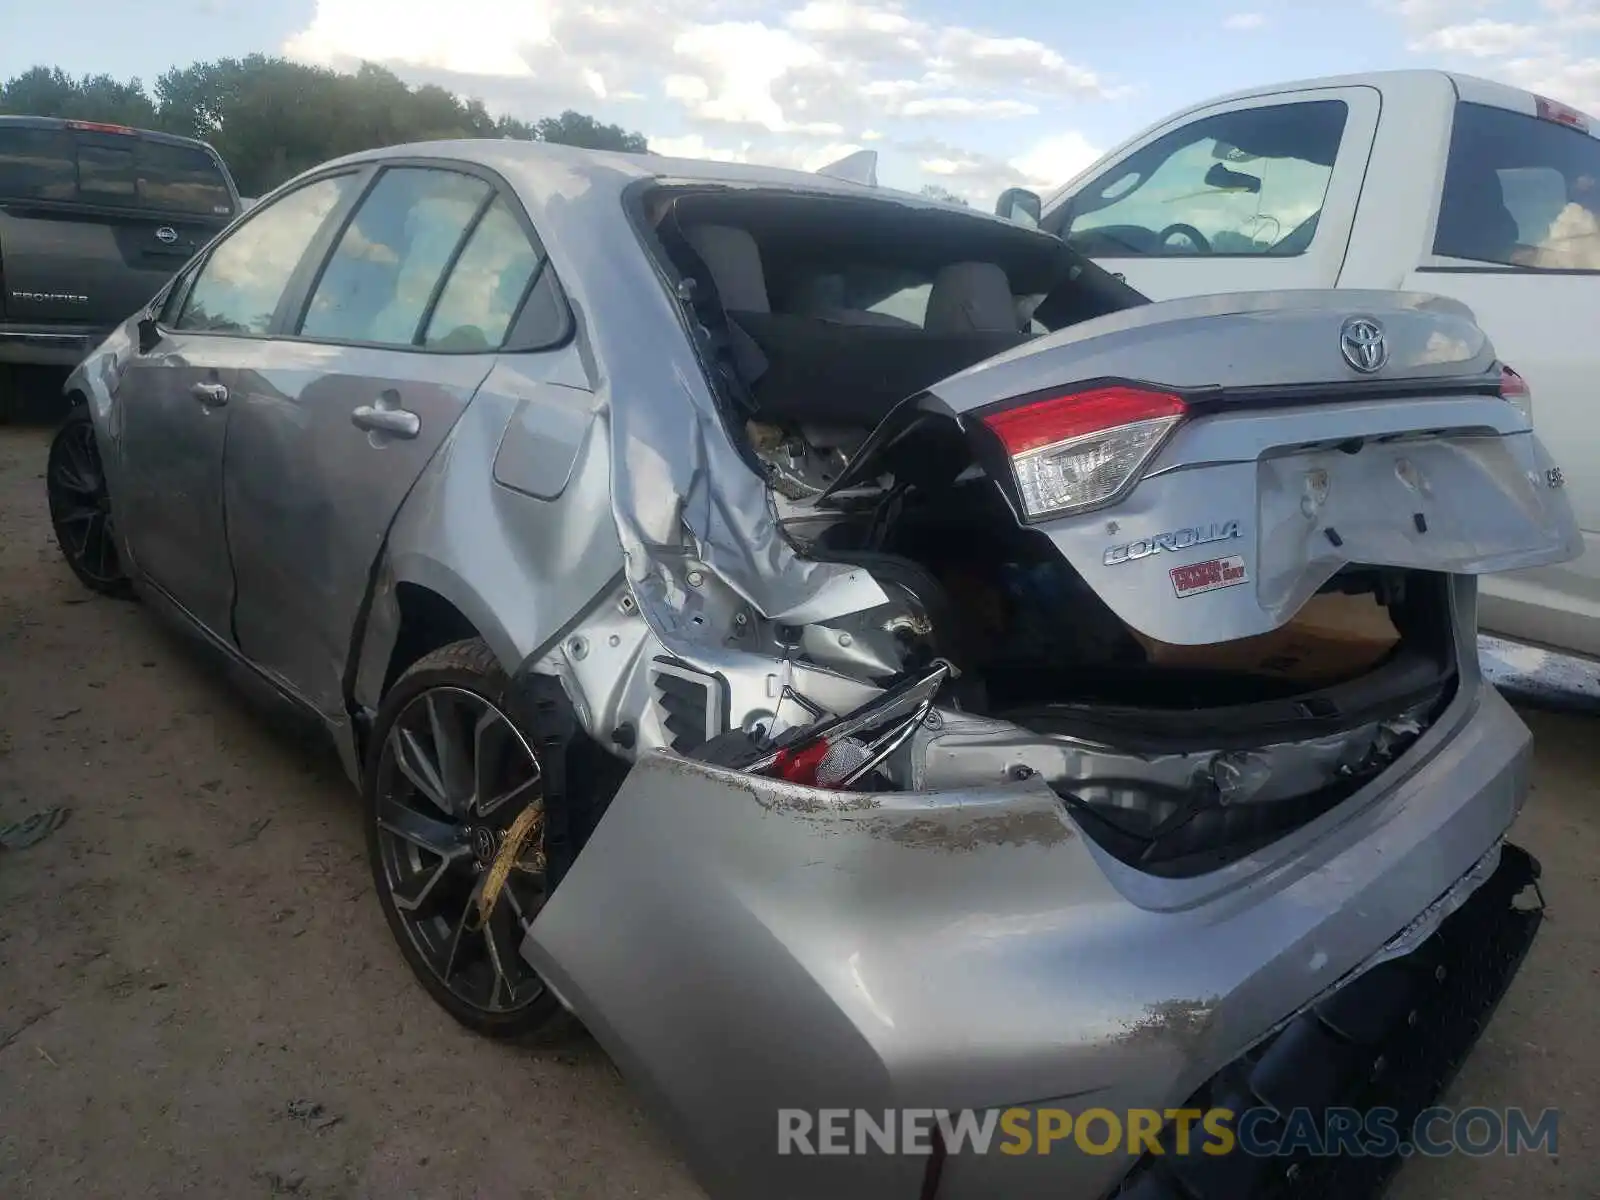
[0,422,1594,1198]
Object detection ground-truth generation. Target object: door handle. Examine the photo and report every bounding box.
[351,404,420,439]
[190,381,229,407]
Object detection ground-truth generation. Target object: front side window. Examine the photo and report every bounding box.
[300,167,490,346]
[1435,101,1600,270]
[175,174,356,335]
[1062,100,1348,258]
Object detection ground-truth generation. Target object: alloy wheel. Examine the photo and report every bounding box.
[47,417,125,588]
[373,686,550,1016]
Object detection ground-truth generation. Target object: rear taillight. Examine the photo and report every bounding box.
[980,384,1187,521]
[1499,364,1531,418]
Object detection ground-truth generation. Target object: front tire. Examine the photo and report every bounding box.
[46,406,133,598]
[365,638,563,1038]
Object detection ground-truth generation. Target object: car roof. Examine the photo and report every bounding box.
[307,137,1029,231]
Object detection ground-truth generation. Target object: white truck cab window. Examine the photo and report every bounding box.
[1435,102,1600,271]
[1062,101,1348,259]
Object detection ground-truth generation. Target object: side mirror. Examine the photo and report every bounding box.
[137,313,161,354]
[995,187,1042,227]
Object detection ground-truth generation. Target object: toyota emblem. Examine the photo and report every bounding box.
[1339,316,1388,374]
[155,226,179,245]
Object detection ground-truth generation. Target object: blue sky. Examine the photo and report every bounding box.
[5,0,1599,198]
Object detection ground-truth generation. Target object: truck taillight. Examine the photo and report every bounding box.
[1499,364,1531,418]
[1536,96,1590,133]
[66,120,136,135]
[980,384,1187,521]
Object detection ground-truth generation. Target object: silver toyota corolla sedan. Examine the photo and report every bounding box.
[49,140,1578,1200]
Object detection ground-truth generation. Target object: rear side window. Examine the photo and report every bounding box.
[300,167,491,347]
[176,174,356,335]
[1435,102,1600,270]
[423,197,545,350]
[0,125,235,217]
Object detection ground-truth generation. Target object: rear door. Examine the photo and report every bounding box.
[0,122,236,332]
[1042,87,1379,300]
[1401,91,1600,659]
[222,162,558,716]
[115,172,362,637]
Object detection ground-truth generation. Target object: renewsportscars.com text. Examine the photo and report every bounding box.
[777,1106,1559,1159]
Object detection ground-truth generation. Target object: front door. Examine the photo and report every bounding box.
[113,171,363,638]
[222,165,549,714]
[115,335,235,632]
[1042,86,1380,300]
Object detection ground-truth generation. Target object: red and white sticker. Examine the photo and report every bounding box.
[1170,555,1249,598]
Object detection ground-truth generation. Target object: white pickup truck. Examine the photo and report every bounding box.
[1030,69,1600,661]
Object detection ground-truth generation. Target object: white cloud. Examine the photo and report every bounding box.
[281,0,1117,195]
[1224,12,1266,30]
[914,128,1100,202]
[1387,0,1600,114]
[1409,18,1540,57]
[648,133,750,162]
[1011,130,1102,190]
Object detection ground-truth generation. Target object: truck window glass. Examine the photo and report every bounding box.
[1062,100,1348,258]
[1435,101,1600,270]
[0,126,77,201]
[0,125,235,217]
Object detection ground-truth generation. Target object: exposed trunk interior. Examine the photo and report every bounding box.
[643,183,1464,876]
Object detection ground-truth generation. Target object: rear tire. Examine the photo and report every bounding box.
[365,638,564,1039]
[46,406,134,598]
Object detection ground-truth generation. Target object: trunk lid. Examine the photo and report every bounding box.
[924,289,1580,646]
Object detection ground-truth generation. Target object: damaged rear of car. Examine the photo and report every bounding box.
[54,139,1574,1198]
[510,168,1576,1199]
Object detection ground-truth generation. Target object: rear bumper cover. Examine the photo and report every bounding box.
[1110,841,1543,1200]
[520,681,1536,1200]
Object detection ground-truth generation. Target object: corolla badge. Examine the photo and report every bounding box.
[155,226,179,245]
[1104,520,1241,566]
[1340,316,1389,374]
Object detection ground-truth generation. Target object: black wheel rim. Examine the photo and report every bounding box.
[375,686,550,1016]
[47,419,123,586]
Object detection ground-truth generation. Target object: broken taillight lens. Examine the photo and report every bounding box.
[980,384,1187,521]
[1499,364,1531,419]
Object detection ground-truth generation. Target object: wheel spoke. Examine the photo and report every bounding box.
[473,709,541,817]
[440,890,477,985]
[93,514,112,579]
[378,795,464,857]
[78,513,105,564]
[394,726,451,813]
[426,693,474,811]
[50,460,96,498]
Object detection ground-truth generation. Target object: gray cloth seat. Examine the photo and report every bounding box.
[683,224,770,313]
[924,261,1019,333]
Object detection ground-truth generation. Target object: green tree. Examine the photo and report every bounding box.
[535,110,648,152]
[2,56,646,197]
[919,183,970,207]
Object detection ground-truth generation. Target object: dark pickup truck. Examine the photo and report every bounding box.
[0,115,240,419]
